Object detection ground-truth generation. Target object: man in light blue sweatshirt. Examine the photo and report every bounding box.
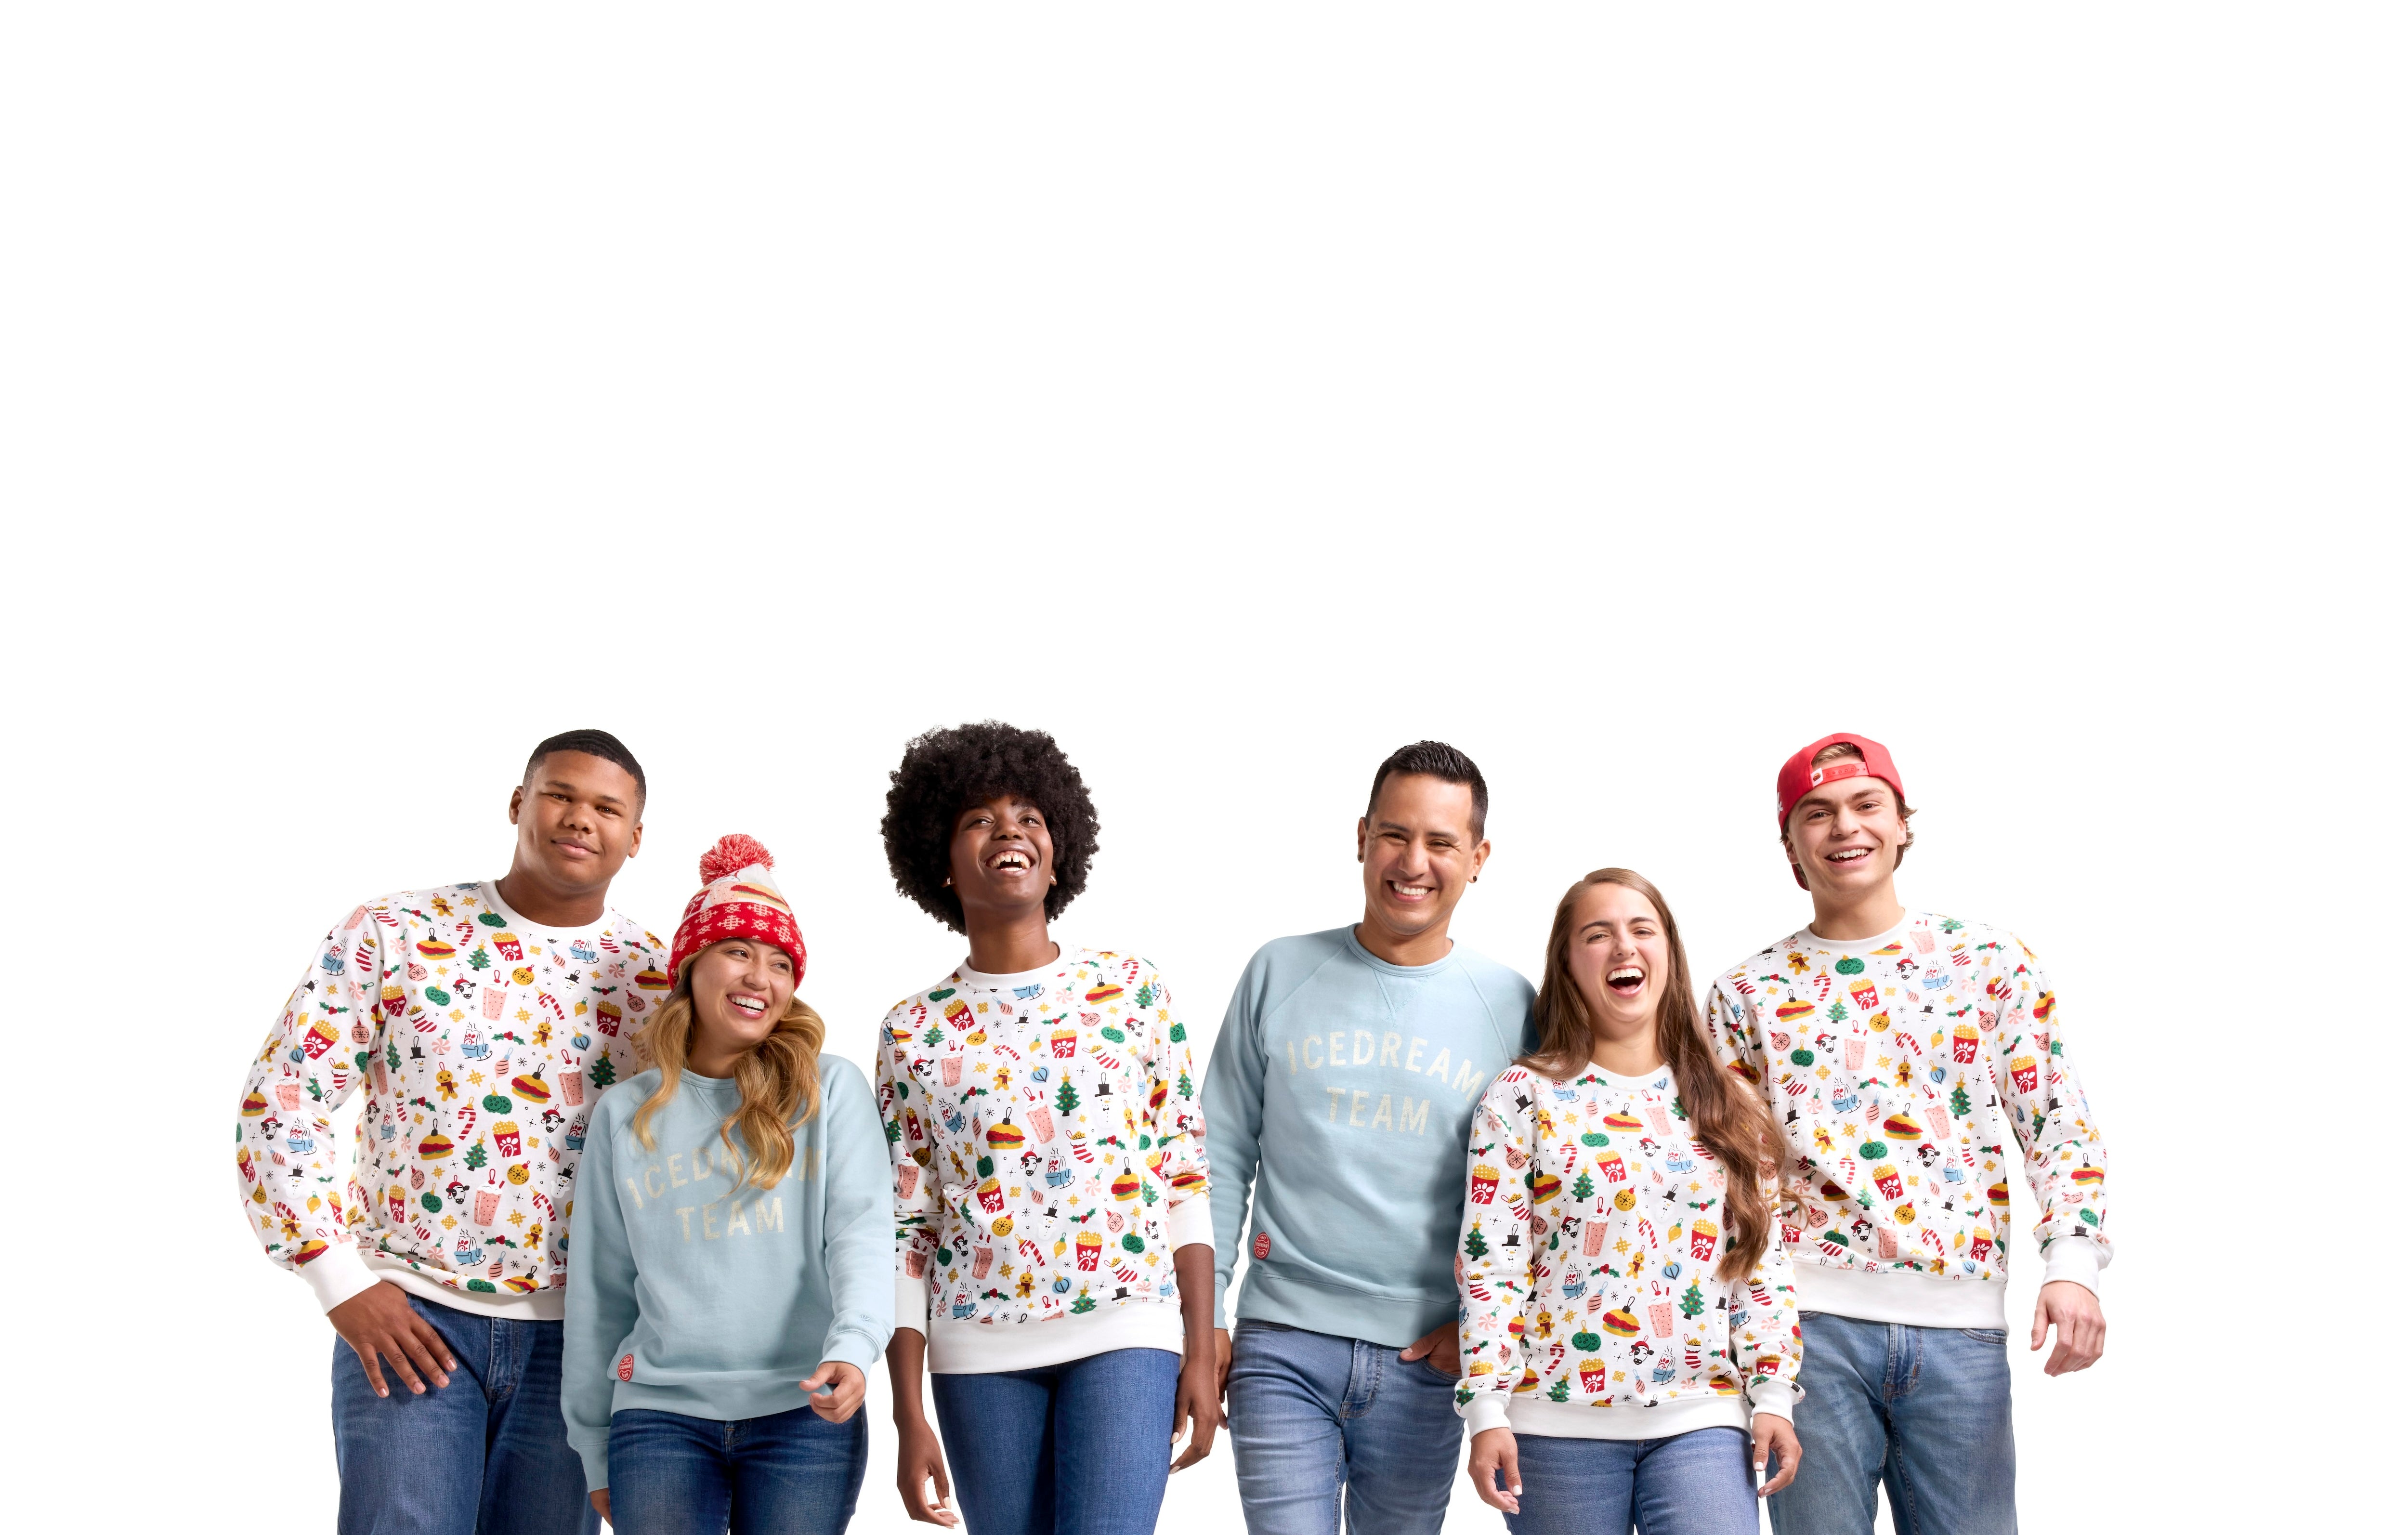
[1204,741,1537,1535]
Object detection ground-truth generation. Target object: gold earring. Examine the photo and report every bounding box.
[943,877,953,887]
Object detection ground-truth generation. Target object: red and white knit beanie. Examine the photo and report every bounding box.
[668,834,806,982]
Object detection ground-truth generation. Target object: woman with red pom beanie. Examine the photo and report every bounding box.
[564,835,893,1535]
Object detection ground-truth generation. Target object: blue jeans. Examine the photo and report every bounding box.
[929,1347,1182,1535]
[330,1292,598,1535]
[1505,1428,1759,1535]
[1223,1320,1462,1535]
[605,1405,866,1535]
[1769,1312,2017,1535]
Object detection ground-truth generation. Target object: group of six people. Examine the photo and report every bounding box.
[237,723,2109,1535]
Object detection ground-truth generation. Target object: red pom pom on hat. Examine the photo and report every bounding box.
[698,833,775,883]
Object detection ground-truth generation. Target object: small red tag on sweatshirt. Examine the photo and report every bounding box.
[1253,1232,1271,1260]
[617,1354,634,1382]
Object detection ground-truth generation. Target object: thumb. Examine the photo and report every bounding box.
[2029,1295,2050,1351]
[799,1362,835,1393]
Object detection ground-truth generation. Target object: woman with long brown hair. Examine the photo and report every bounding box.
[1456,869,1803,1535]
[563,835,892,1535]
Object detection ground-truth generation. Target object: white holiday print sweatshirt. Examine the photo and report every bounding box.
[236,884,661,1319]
[1707,912,2110,1327]
[877,947,1213,1373]
[1455,1063,1800,1441]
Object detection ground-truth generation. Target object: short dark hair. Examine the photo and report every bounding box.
[1366,740,1488,837]
[881,721,1100,934]
[524,729,647,806]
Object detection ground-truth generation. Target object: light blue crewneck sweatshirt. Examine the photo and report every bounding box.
[1203,927,1536,1347]
[563,1059,893,1491]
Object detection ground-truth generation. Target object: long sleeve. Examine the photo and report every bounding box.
[1455,1071,1535,1437]
[1733,1174,1803,1421]
[561,1100,639,1492]
[876,1001,940,1333]
[236,904,386,1312]
[1199,962,1267,1327]
[1139,967,1213,1255]
[1705,982,1771,1106]
[817,1065,898,1372]
[1992,941,2110,1291]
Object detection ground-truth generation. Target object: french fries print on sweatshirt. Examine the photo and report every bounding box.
[1453,1063,1800,1440]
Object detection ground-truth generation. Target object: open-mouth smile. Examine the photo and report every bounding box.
[1607,966,1646,998]
[726,991,771,1021]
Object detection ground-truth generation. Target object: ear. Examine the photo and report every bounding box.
[508,785,525,826]
[628,817,643,858]
[1356,817,1369,863]
[1467,838,1492,883]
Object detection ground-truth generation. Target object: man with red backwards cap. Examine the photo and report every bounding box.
[1704,734,2111,1535]
[234,729,663,1535]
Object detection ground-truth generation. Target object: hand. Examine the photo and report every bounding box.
[1398,1321,1460,1378]
[1215,1327,1232,1402]
[2031,1279,2105,1375]
[800,1361,867,1423]
[328,1281,455,1398]
[1171,1355,1221,1472]
[589,1490,610,1524]
[1751,1413,1800,1496]
[1467,1427,1520,1513]
[894,1414,958,1526]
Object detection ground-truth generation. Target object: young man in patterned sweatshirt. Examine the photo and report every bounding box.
[1203,741,1538,1535]
[1707,732,2111,1535]
[235,729,665,1535]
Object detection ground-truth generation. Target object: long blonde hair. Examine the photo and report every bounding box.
[630,966,825,1191]
[1522,868,1779,1283]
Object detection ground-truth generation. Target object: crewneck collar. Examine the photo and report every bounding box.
[1794,911,1921,955]
[479,880,609,941]
[958,944,1073,991]
[1343,926,1460,978]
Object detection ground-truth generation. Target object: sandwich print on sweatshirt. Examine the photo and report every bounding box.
[877,947,1212,1373]
[1707,912,2110,1328]
[1455,1063,1800,1441]
[236,884,662,1318]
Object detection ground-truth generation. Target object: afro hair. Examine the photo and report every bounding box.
[881,721,1099,933]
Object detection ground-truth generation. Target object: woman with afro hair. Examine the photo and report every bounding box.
[874,722,1219,1535]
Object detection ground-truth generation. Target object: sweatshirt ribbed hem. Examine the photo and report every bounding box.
[1795,1262,2007,1327]
[1235,1265,1451,1351]
[924,1298,1185,1374]
[1501,1393,1754,1441]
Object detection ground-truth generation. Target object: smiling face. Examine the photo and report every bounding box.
[1786,774,1910,900]
[1566,880,1670,1041]
[507,751,643,898]
[684,937,798,1073]
[948,794,1056,929]
[1356,773,1490,954]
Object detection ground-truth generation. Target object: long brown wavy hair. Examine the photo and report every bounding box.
[1522,868,1779,1282]
[629,958,825,1192]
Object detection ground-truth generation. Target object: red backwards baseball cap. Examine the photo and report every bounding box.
[1776,733,1907,888]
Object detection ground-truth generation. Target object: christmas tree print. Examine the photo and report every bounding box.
[1071,1289,1097,1315]
[464,1141,487,1171]
[1680,1279,1705,1319]
[1465,1224,1490,1260]
[1177,1070,1194,1099]
[385,1041,402,1072]
[589,1055,616,1088]
[1547,1377,1571,1403]
[1951,1082,1973,1117]
[1571,1170,1595,1201]
[1827,999,1851,1024]
[467,946,491,971]
[1056,1078,1080,1114]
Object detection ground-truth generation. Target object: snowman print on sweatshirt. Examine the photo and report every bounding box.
[1706,914,2108,1283]
[878,949,1208,1327]
[237,885,659,1298]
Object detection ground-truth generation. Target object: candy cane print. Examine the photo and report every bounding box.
[458,1105,478,1136]
[532,1192,556,1222]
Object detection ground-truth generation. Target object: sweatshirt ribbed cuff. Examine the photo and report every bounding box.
[1462,1394,1512,1436]
[573,1439,610,1494]
[2041,1237,2103,1296]
[1747,1378,1798,1421]
[819,1326,883,1375]
[1166,1197,1215,1251]
[300,1242,382,1313]
[895,1273,929,1333]
[1211,1275,1230,1332]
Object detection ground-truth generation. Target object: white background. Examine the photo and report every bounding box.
[4,6,2396,1531]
